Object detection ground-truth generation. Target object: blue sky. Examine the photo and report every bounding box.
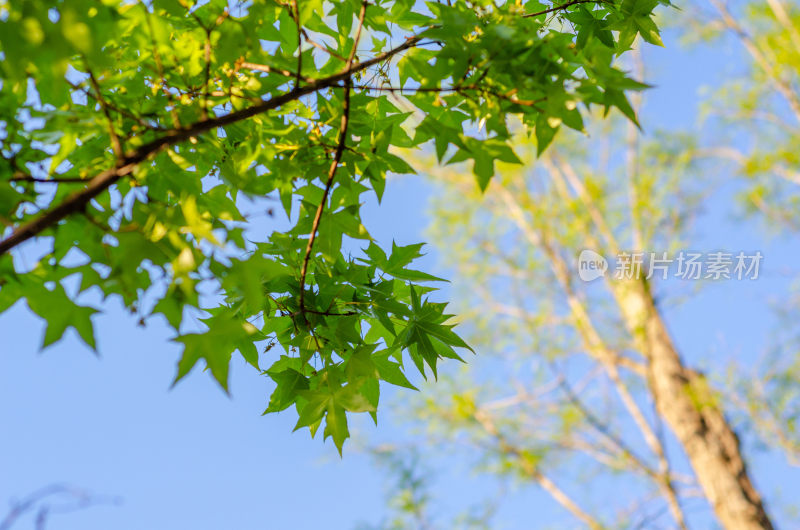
[2,16,800,530]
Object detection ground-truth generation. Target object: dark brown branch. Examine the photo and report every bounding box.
[4,156,90,184]
[0,30,427,256]
[297,1,367,318]
[296,84,351,316]
[9,174,88,183]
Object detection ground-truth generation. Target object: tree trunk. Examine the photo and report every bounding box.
[612,278,773,530]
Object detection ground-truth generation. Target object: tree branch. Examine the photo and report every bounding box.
[355,84,546,109]
[710,0,800,124]
[144,6,181,129]
[523,0,608,18]
[291,0,303,88]
[238,61,315,83]
[296,86,351,316]
[473,408,604,530]
[86,66,123,158]
[297,1,367,318]
[0,29,426,256]
[9,174,89,184]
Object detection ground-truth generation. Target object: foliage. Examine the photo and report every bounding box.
[671,0,800,469]
[379,89,789,525]
[366,3,800,521]
[357,447,499,530]
[0,0,667,452]
[679,0,800,229]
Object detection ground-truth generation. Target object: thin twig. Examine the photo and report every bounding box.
[303,32,348,62]
[9,174,88,183]
[354,84,546,109]
[238,61,315,83]
[292,0,303,88]
[144,6,181,129]
[202,29,212,120]
[473,409,604,530]
[297,1,367,318]
[67,80,161,131]
[86,66,123,158]
[523,0,607,18]
[710,0,800,123]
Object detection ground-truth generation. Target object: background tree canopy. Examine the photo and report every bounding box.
[358,2,800,529]
[0,0,666,454]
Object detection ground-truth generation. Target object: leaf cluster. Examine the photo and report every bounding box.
[0,0,667,452]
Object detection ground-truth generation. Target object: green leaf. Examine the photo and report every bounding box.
[264,369,309,414]
[373,352,417,390]
[173,314,260,393]
[25,284,97,351]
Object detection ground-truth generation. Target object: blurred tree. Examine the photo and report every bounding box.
[678,0,800,475]
[356,446,500,530]
[369,17,800,522]
[683,0,800,228]
[0,484,120,530]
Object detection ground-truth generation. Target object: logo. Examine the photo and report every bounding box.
[577,249,608,282]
